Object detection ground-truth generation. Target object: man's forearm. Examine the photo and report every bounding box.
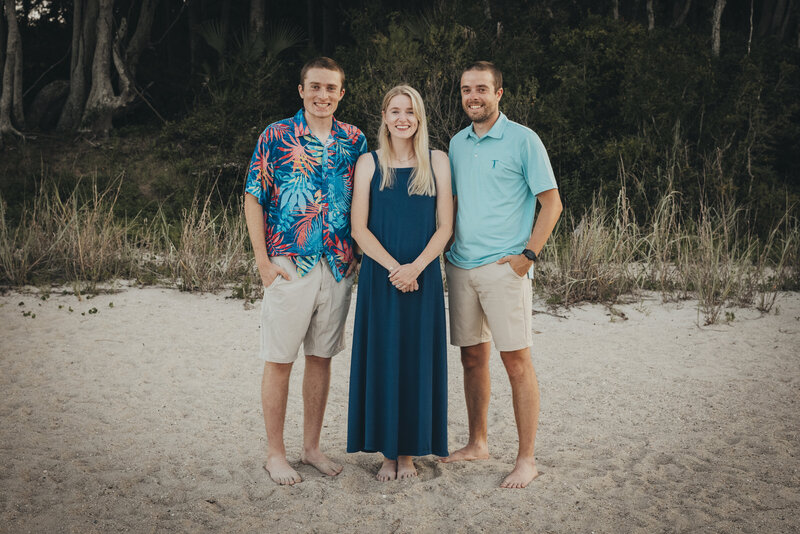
[526,189,562,255]
[244,193,270,265]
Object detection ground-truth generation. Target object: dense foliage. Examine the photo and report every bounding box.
[2,0,799,236]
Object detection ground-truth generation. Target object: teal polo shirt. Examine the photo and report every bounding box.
[446,112,558,269]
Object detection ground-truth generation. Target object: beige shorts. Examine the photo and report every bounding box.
[259,256,354,363]
[445,260,532,351]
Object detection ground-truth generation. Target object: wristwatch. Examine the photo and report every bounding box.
[521,248,538,262]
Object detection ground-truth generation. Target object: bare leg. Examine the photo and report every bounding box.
[397,456,417,479]
[440,342,491,463]
[376,456,397,482]
[262,362,302,485]
[498,347,540,488]
[300,355,343,476]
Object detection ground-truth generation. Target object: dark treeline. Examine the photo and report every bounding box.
[1,0,799,234]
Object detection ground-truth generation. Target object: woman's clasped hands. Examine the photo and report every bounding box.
[388,263,422,293]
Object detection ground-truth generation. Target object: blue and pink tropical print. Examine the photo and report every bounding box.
[245,109,368,282]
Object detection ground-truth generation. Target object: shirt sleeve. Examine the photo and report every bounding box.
[521,131,557,196]
[356,130,368,157]
[245,130,271,206]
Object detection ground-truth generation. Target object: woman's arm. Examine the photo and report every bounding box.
[350,153,403,274]
[389,150,454,288]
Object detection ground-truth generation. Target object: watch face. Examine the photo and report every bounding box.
[523,249,537,261]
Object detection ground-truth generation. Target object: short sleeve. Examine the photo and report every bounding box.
[245,130,271,206]
[521,131,557,196]
[356,131,368,157]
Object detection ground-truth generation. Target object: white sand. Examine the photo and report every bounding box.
[1,286,799,533]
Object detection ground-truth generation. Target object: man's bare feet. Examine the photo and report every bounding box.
[500,457,539,489]
[264,455,302,485]
[438,443,489,463]
[397,456,417,479]
[300,448,343,477]
[376,458,397,482]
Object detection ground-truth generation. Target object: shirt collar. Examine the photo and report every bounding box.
[292,108,346,142]
[467,112,509,141]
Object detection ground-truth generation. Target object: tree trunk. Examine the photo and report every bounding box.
[758,0,777,36]
[218,0,230,72]
[712,0,726,57]
[778,0,794,40]
[647,0,655,30]
[673,0,691,27]
[81,0,161,136]
[58,0,99,131]
[0,0,24,138]
[250,0,265,35]
[188,0,199,77]
[125,0,158,77]
[0,5,6,81]
[322,0,334,55]
[770,0,789,34]
[613,0,619,20]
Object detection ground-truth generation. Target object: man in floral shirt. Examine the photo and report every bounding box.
[244,57,367,486]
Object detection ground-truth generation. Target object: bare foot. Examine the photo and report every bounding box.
[438,443,489,463]
[264,456,302,486]
[300,449,343,477]
[397,456,417,479]
[500,457,539,489]
[376,458,397,482]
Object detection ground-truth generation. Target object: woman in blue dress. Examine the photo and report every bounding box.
[347,85,453,481]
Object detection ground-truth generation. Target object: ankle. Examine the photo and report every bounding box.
[266,451,288,462]
[468,439,488,450]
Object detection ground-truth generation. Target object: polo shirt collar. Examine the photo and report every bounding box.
[292,108,346,142]
[467,112,509,141]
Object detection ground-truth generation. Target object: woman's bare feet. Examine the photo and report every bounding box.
[397,456,417,479]
[438,442,489,463]
[376,458,397,481]
[500,457,539,489]
[300,448,343,477]
[264,455,302,485]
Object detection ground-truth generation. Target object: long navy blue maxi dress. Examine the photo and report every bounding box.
[347,152,448,460]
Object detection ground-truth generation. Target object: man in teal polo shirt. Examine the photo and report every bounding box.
[440,61,562,489]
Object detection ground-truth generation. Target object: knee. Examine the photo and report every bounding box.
[461,350,489,371]
[305,354,332,368]
[501,352,532,379]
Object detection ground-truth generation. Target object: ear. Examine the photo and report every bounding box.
[340,87,345,99]
[496,87,504,101]
[298,84,304,99]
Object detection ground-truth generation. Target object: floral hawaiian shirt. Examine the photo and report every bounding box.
[245,109,368,281]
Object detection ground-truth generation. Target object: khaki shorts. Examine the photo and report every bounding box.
[445,261,532,351]
[259,256,354,363]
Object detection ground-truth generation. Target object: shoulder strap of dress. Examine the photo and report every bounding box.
[371,151,379,166]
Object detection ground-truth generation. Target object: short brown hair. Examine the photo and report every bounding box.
[300,57,345,87]
[463,61,503,92]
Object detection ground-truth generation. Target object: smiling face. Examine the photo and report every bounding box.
[382,93,419,140]
[460,69,503,125]
[298,67,345,122]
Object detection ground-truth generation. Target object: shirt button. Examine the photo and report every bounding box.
[474,153,478,157]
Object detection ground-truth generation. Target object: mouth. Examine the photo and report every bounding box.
[395,125,411,131]
[468,104,483,110]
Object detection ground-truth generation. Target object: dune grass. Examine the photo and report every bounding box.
[1,176,797,324]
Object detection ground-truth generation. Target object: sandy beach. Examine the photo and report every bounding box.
[1,285,799,533]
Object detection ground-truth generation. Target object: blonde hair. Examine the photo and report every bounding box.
[377,85,435,196]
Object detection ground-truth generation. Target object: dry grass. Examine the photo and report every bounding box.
[536,188,799,324]
[1,177,797,324]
